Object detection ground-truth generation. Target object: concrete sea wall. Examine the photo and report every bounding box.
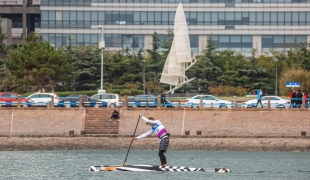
[0,108,309,151]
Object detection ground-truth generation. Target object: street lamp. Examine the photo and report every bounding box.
[274,57,278,96]
[142,60,146,94]
[98,25,105,94]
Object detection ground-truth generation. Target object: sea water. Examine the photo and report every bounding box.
[1,150,309,180]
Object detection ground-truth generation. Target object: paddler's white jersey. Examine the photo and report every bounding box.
[136,116,167,139]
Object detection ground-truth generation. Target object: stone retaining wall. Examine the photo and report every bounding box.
[120,108,310,137]
[0,108,85,136]
[1,108,309,137]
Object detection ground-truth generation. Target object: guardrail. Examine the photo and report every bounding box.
[1,95,308,109]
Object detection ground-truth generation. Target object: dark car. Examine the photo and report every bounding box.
[127,94,174,107]
[0,92,31,107]
[58,94,108,107]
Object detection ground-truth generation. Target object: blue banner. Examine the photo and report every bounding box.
[286,82,300,87]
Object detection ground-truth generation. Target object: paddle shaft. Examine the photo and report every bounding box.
[122,115,141,165]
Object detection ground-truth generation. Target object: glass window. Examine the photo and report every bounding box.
[48,34,56,47]
[155,12,161,25]
[169,12,175,25]
[112,12,119,25]
[84,11,91,21]
[285,12,292,25]
[41,11,48,21]
[226,12,234,25]
[134,12,140,25]
[204,12,211,25]
[189,12,197,25]
[98,12,105,24]
[189,35,198,48]
[92,95,99,100]
[273,36,284,48]
[91,12,98,22]
[257,12,263,25]
[292,12,298,25]
[133,35,144,49]
[63,11,70,21]
[70,11,76,21]
[296,35,307,44]
[77,34,84,46]
[197,12,203,25]
[84,34,91,45]
[77,11,84,21]
[123,35,133,49]
[263,12,270,25]
[278,12,284,25]
[262,36,273,51]
[140,12,147,25]
[148,12,155,25]
[162,12,168,25]
[62,34,68,46]
[235,12,242,25]
[55,34,62,48]
[299,12,306,25]
[91,34,98,44]
[219,36,230,49]
[248,12,255,25]
[218,12,225,25]
[270,12,277,25]
[211,12,217,25]
[119,12,127,24]
[307,12,310,25]
[49,11,56,21]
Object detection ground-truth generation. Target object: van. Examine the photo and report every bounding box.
[90,93,122,108]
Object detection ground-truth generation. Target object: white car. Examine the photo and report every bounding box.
[185,95,233,108]
[90,93,122,108]
[242,96,290,108]
[27,92,60,106]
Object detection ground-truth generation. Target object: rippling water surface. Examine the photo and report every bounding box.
[1,150,310,180]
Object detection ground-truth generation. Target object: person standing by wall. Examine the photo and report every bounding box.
[296,90,303,108]
[255,89,263,108]
[160,90,167,107]
[304,91,309,109]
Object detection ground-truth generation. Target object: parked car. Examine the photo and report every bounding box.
[59,94,93,102]
[90,93,122,108]
[242,96,290,108]
[185,95,233,108]
[27,92,59,106]
[58,94,108,107]
[127,94,174,107]
[0,92,31,107]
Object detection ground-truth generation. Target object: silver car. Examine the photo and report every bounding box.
[90,93,122,108]
[185,95,233,108]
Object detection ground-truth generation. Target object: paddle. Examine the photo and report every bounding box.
[121,115,141,166]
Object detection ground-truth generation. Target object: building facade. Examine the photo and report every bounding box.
[2,0,310,56]
[0,0,40,45]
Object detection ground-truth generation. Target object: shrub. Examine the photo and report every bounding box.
[208,85,247,96]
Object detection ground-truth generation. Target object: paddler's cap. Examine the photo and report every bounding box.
[146,117,155,125]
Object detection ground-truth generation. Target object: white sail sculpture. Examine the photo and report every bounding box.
[160,3,197,94]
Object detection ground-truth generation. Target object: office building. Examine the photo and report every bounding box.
[1,0,310,56]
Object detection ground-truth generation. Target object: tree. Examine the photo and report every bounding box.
[217,50,249,87]
[279,68,310,96]
[5,32,77,92]
[187,35,223,92]
[0,17,16,91]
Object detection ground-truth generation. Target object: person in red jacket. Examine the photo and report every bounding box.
[304,92,309,108]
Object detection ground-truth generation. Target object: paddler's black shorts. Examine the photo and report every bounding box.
[159,133,170,152]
